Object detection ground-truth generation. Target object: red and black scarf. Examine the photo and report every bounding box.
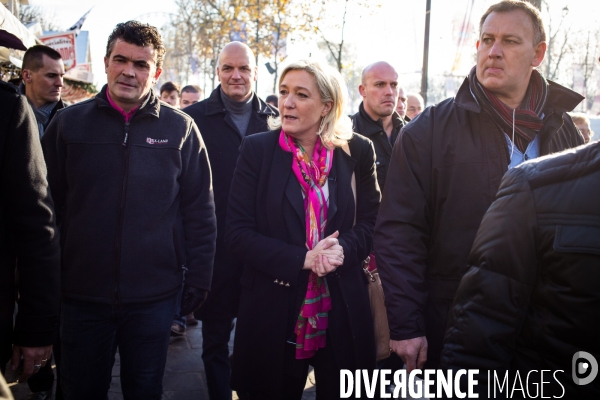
[468,66,549,153]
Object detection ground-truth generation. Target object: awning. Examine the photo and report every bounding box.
[0,4,39,50]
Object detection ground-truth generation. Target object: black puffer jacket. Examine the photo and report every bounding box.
[42,86,216,305]
[441,142,600,398]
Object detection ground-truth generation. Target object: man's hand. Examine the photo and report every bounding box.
[11,345,52,383]
[390,337,428,373]
[179,286,208,316]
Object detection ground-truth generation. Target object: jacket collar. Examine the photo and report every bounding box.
[205,84,277,117]
[454,72,584,114]
[544,80,584,112]
[454,77,482,113]
[356,102,404,137]
[96,84,160,120]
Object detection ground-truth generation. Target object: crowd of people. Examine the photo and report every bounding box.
[1,0,599,399]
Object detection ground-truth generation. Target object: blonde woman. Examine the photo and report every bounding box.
[225,60,380,399]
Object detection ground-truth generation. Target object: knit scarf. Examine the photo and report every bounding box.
[279,130,333,359]
[468,66,549,153]
[19,82,56,138]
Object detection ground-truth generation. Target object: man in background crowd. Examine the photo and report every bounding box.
[181,85,203,109]
[352,61,405,192]
[570,112,594,143]
[405,92,424,120]
[184,41,277,400]
[396,87,408,121]
[19,44,66,400]
[20,45,65,139]
[160,81,181,108]
[351,61,406,379]
[265,94,278,108]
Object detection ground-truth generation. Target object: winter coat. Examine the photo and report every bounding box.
[41,86,216,305]
[184,86,277,319]
[374,76,584,368]
[225,130,379,396]
[0,81,61,365]
[441,141,600,398]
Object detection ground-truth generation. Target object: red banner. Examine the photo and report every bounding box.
[40,32,77,70]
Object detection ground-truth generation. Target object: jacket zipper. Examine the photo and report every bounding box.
[112,121,131,304]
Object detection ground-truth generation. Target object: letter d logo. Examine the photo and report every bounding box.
[572,351,598,385]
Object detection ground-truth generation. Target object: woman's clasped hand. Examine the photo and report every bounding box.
[303,230,344,277]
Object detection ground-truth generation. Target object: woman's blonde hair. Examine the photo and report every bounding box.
[268,59,353,148]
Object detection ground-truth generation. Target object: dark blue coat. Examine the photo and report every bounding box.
[184,86,277,319]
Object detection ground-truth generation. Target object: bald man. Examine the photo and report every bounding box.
[183,41,277,400]
[351,61,405,191]
[406,92,425,120]
[396,87,408,120]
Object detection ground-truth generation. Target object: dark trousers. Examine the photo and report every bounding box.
[201,318,235,400]
[237,339,341,400]
[59,296,177,400]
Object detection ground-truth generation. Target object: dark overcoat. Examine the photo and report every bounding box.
[225,129,380,396]
[374,77,585,369]
[184,86,277,319]
[0,81,61,366]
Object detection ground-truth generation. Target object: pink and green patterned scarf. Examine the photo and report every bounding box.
[279,129,334,359]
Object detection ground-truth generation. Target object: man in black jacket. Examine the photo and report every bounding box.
[441,142,600,398]
[374,0,584,374]
[351,61,404,192]
[41,21,216,399]
[184,41,277,400]
[19,45,66,139]
[20,44,66,400]
[0,81,60,385]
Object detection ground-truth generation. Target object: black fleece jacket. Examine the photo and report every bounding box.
[42,86,216,305]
